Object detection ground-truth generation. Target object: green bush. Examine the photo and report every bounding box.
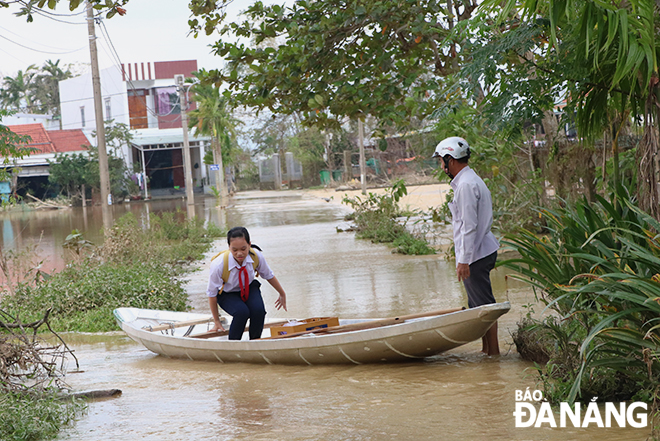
[1,212,224,332]
[392,233,436,255]
[5,263,188,332]
[501,186,660,415]
[0,391,85,441]
[342,180,436,255]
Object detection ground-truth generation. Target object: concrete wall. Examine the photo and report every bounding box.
[59,65,129,142]
[0,113,59,131]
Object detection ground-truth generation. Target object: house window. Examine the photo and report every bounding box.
[105,98,112,121]
[154,87,180,115]
[80,106,85,128]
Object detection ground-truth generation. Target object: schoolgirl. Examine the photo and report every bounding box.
[206,226,287,340]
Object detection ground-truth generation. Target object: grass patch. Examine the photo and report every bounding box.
[0,391,85,441]
[1,212,224,332]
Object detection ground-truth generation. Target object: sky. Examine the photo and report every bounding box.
[0,0,254,78]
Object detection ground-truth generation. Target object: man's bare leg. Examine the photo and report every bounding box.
[482,322,500,356]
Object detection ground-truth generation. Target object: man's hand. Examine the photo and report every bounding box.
[457,263,470,282]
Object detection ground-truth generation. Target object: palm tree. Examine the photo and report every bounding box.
[32,60,74,127]
[0,65,37,111]
[188,79,241,205]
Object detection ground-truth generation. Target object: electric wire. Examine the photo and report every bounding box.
[0,33,88,55]
[14,0,95,25]
[0,24,82,52]
[97,19,185,119]
[0,45,30,65]
[19,7,87,25]
[17,0,88,17]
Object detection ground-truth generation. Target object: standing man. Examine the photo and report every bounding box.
[433,136,500,356]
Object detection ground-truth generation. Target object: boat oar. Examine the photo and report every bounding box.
[189,319,291,339]
[142,317,214,332]
[263,307,465,340]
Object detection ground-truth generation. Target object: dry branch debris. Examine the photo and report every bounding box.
[0,308,78,394]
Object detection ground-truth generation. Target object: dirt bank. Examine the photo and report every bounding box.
[301,182,451,213]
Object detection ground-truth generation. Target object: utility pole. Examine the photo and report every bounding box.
[175,75,195,215]
[358,118,367,194]
[86,1,112,230]
[214,136,227,208]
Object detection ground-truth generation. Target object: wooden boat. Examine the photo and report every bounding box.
[113,302,510,365]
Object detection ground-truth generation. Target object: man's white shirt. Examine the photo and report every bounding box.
[449,166,500,266]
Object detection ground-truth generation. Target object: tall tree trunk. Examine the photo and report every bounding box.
[611,124,620,195]
[541,110,559,200]
[213,136,227,207]
[325,132,335,184]
[582,143,597,203]
[637,102,660,219]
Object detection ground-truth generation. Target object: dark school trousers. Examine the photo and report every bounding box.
[463,251,498,309]
[217,280,266,340]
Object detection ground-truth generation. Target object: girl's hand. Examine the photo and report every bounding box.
[211,321,225,332]
[275,293,287,311]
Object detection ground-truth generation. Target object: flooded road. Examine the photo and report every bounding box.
[1,192,648,440]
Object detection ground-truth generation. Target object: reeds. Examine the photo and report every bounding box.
[502,186,660,412]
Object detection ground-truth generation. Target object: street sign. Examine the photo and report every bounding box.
[210,164,220,171]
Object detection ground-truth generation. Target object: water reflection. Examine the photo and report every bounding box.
[216,381,274,439]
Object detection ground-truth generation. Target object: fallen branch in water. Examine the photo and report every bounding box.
[0,308,79,395]
[60,389,123,401]
[25,193,67,209]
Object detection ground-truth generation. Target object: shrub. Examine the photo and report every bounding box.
[0,391,84,441]
[342,180,436,255]
[502,186,660,417]
[1,212,224,332]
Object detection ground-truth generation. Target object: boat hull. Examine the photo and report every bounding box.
[114,303,510,365]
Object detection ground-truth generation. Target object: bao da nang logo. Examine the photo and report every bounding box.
[514,389,648,428]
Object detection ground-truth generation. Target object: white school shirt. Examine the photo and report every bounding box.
[448,166,500,266]
[205,248,274,297]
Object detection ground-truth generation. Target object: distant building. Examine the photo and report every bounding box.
[0,112,60,131]
[58,60,212,195]
[2,123,91,198]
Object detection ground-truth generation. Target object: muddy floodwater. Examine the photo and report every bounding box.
[0,191,649,440]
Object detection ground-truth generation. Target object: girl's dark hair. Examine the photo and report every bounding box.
[227,226,262,251]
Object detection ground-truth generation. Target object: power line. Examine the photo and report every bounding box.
[58,91,126,105]
[0,24,81,52]
[14,0,88,25]
[0,33,87,55]
[97,19,183,119]
[17,0,88,17]
[0,45,30,66]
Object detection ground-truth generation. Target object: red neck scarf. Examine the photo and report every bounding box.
[238,265,250,301]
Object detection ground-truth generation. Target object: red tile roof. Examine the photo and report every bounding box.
[48,129,91,152]
[7,123,54,154]
[7,124,89,154]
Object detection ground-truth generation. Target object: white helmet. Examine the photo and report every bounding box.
[432,136,471,160]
